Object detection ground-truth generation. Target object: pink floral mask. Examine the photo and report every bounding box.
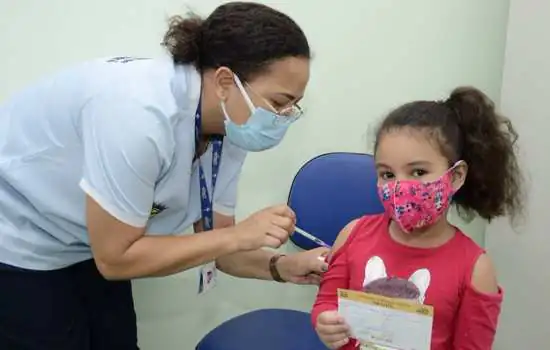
[377,166,459,233]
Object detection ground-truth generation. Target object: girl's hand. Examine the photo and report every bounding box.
[315,310,351,349]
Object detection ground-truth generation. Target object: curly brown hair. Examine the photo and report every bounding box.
[161,2,310,81]
[375,87,525,223]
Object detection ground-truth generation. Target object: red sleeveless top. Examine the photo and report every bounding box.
[312,214,503,350]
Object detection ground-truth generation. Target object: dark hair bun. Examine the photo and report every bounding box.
[162,13,204,66]
[161,3,310,80]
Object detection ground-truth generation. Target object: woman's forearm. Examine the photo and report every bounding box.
[96,228,239,280]
[216,249,276,280]
[196,211,277,280]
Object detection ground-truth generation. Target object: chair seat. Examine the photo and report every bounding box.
[196,309,327,350]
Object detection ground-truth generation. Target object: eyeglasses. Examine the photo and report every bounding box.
[274,101,304,120]
[233,75,304,123]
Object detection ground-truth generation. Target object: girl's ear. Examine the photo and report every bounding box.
[451,160,468,192]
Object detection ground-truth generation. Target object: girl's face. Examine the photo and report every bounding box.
[375,127,467,189]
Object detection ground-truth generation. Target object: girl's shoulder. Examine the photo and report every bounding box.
[346,213,389,243]
[328,214,388,260]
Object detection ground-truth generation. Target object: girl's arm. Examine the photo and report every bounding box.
[453,253,503,350]
[311,220,358,326]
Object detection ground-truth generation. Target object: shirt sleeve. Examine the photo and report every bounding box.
[453,280,504,349]
[79,96,171,228]
[311,238,351,327]
[212,139,247,216]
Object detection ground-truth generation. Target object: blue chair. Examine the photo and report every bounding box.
[196,152,384,350]
[289,152,384,250]
[195,309,327,350]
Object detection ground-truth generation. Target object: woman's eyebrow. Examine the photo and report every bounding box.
[274,92,300,101]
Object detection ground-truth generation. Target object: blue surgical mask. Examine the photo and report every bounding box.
[221,75,293,152]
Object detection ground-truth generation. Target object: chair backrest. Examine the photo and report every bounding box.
[288,152,384,250]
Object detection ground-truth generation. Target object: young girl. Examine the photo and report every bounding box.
[311,87,524,350]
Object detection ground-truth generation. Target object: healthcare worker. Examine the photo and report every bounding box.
[0,2,327,349]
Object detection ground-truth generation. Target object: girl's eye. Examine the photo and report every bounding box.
[380,171,394,180]
[412,169,427,177]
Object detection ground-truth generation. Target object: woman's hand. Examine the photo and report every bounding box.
[276,247,329,284]
[316,310,351,349]
[230,204,296,251]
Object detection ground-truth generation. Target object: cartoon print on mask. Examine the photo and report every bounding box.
[358,256,432,349]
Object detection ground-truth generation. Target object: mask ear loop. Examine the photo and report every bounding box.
[449,160,463,171]
[232,74,256,113]
[448,160,465,195]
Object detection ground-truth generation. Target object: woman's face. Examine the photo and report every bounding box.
[220,57,310,125]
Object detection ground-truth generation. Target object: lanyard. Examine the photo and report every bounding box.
[194,98,223,231]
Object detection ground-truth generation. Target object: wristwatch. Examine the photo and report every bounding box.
[269,254,287,283]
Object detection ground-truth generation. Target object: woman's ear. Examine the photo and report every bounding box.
[451,161,468,191]
[214,66,235,101]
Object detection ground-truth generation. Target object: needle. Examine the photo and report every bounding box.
[294,226,332,249]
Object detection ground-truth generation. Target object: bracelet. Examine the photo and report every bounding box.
[269,254,287,283]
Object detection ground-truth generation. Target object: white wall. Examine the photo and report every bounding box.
[487,0,548,348]
[0,1,510,349]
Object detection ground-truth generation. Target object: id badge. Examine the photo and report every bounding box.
[198,261,217,294]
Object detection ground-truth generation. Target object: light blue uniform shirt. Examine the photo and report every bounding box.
[0,55,247,270]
